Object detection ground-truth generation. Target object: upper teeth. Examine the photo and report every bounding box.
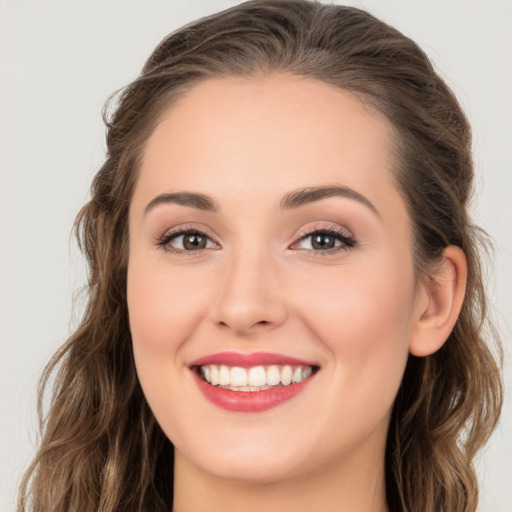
[199,364,313,390]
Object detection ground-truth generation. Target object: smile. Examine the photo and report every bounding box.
[190,352,319,412]
[197,364,314,391]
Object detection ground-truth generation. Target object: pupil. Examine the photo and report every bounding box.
[312,234,334,250]
[184,234,206,250]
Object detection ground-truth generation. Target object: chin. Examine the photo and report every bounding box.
[197,456,306,485]
[175,431,311,484]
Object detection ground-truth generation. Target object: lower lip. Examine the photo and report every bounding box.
[192,371,316,412]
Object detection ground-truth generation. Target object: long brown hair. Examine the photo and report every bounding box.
[18,1,502,511]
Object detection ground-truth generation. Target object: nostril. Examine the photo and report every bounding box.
[216,318,271,335]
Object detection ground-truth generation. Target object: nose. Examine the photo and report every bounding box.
[211,248,288,337]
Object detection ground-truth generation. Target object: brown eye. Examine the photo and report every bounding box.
[182,233,207,250]
[310,234,336,250]
[159,229,217,253]
[294,228,357,253]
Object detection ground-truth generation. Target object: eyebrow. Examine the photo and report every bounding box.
[144,192,218,215]
[144,185,379,217]
[280,185,379,216]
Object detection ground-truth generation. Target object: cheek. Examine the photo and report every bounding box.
[126,259,210,441]
[306,266,411,322]
[127,261,208,357]
[295,260,416,451]
[294,257,415,390]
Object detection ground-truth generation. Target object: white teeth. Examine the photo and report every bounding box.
[219,365,230,386]
[199,363,316,390]
[292,367,302,383]
[230,367,248,387]
[210,365,219,385]
[234,385,272,392]
[302,367,313,379]
[248,366,266,387]
[281,365,293,385]
[267,365,281,386]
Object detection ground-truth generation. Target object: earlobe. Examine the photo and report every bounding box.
[409,246,468,357]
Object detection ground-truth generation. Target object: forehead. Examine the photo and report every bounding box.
[136,73,400,211]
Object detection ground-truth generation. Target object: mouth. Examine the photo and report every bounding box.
[194,364,316,391]
[189,352,320,412]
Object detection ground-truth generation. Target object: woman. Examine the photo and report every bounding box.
[18,1,502,511]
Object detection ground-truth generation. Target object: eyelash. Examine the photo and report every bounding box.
[156,224,357,256]
[156,225,218,255]
[292,225,357,256]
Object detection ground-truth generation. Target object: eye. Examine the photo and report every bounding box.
[157,228,218,253]
[292,226,357,254]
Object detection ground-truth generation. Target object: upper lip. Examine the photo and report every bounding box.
[190,351,318,368]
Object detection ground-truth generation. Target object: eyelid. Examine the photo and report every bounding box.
[155,222,357,256]
[289,223,357,254]
[294,223,354,240]
[156,224,221,254]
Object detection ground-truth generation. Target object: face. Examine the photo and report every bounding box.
[127,74,421,485]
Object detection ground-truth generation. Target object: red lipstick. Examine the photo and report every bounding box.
[191,351,317,368]
[190,352,318,413]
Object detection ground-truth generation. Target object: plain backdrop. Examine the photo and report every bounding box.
[1,1,511,511]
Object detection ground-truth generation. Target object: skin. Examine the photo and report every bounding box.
[127,74,467,512]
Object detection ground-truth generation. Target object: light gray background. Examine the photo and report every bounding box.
[1,1,511,511]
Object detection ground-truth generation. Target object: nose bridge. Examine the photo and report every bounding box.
[213,240,287,335]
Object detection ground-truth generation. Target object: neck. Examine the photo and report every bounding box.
[172,448,388,512]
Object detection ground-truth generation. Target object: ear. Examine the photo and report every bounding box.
[409,246,468,357]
